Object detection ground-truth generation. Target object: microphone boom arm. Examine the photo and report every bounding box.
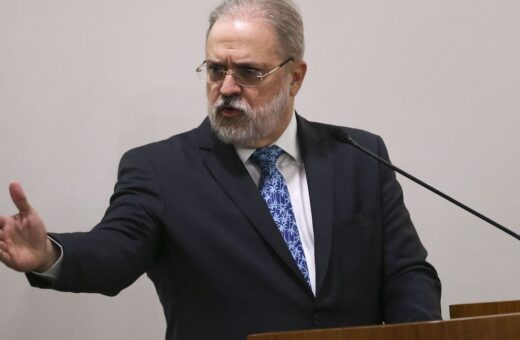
[336,130,520,241]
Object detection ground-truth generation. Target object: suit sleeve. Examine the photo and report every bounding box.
[376,136,442,322]
[27,148,165,296]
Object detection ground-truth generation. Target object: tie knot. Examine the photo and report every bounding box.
[250,145,284,171]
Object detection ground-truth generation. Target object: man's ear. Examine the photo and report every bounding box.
[289,60,307,96]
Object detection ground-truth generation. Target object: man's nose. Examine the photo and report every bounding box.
[219,73,242,97]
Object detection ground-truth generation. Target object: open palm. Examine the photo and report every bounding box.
[0,182,57,273]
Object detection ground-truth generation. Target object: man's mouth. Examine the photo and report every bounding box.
[218,106,243,118]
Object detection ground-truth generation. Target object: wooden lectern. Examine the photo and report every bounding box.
[248,300,520,340]
[450,299,520,318]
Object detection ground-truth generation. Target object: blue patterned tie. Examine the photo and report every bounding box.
[250,145,311,287]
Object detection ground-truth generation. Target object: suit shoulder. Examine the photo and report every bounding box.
[305,119,383,146]
[121,125,201,161]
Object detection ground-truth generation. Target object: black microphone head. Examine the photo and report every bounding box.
[332,127,354,145]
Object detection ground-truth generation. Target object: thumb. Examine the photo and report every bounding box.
[9,182,33,216]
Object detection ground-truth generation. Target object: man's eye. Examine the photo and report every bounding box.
[237,68,259,79]
[207,65,227,81]
[208,65,225,73]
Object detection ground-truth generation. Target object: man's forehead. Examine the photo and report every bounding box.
[206,18,280,62]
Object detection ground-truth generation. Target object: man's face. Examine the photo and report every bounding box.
[205,18,303,148]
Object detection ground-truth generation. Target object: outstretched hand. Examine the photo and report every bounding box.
[0,182,59,273]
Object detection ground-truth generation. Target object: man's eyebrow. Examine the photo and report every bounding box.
[235,62,262,69]
[205,59,264,69]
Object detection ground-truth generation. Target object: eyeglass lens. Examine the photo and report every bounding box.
[207,66,261,86]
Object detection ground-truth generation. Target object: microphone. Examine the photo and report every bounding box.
[332,128,520,241]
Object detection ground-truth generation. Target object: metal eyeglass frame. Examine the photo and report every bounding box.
[195,57,294,87]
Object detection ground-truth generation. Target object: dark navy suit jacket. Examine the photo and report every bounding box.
[29,115,441,340]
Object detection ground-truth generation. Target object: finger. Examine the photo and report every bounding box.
[9,182,33,216]
[0,215,5,228]
[0,240,8,253]
[0,245,12,265]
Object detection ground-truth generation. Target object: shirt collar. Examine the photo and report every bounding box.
[235,112,301,164]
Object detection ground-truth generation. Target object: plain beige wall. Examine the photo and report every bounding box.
[1,0,519,339]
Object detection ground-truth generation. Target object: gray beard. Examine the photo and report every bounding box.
[207,79,291,148]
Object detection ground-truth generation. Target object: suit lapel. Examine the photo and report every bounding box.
[197,119,309,290]
[297,115,334,296]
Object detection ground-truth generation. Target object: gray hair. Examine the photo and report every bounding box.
[207,0,305,60]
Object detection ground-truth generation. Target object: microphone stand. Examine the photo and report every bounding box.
[334,129,520,241]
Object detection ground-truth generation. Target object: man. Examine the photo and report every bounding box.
[0,0,441,339]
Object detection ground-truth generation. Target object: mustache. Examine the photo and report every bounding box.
[214,96,249,115]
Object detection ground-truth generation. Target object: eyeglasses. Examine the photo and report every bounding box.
[195,58,294,88]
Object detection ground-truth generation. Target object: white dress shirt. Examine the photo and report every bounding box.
[235,113,316,295]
